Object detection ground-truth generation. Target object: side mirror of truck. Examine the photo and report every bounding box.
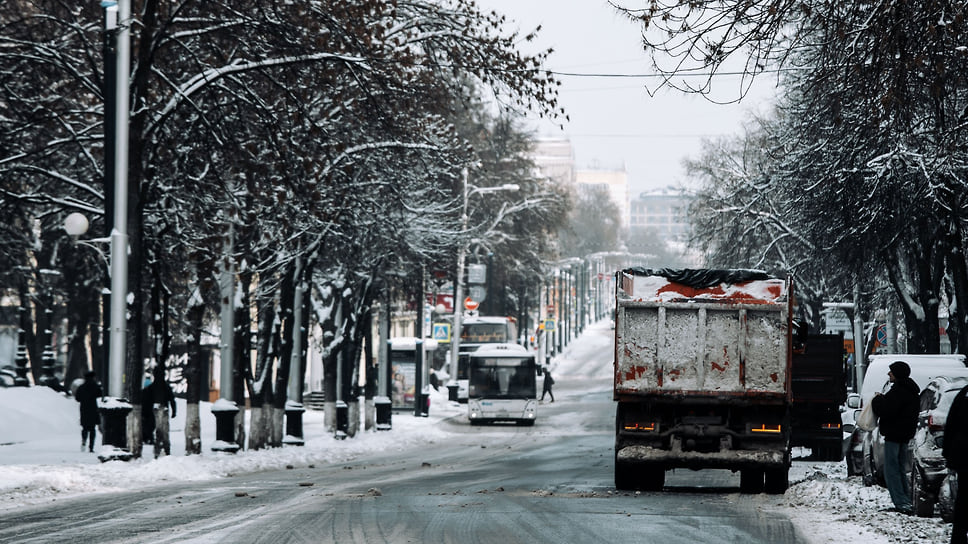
[846,393,861,409]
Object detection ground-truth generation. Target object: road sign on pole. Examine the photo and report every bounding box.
[464,297,479,311]
[433,323,451,343]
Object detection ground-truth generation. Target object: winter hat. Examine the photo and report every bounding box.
[889,361,911,379]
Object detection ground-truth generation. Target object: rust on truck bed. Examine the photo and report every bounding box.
[614,269,792,398]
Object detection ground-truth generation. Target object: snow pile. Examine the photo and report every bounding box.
[768,458,953,543]
[0,383,463,510]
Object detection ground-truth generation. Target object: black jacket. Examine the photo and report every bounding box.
[871,376,920,442]
[943,386,968,471]
[75,379,103,427]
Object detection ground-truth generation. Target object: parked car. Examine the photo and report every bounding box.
[844,354,968,485]
[910,376,968,516]
[0,365,16,387]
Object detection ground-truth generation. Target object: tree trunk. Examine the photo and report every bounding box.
[363,307,376,431]
[270,266,296,447]
[184,276,205,455]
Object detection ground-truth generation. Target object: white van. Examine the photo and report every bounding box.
[850,354,968,485]
[860,354,968,406]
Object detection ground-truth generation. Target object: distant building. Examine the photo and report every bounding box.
[629,187,692,243]
[531,137,576,186]
[576,168,630,229]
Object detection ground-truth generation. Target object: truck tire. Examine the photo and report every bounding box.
[614,458,636,490]
[640,466,665,492]
[614,458,665,491]
[764,468,789,494]
[740,469,764,494]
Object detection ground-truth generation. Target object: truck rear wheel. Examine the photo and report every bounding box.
[764,468,789,494]
[614,459,635,490]
[614,458,665,491]
[640,466,665,491]
[740,469,764,493]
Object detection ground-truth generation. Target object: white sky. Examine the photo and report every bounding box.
[476,0,780,197]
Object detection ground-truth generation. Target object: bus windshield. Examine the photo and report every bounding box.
[468,357,536,399]
[461,323,510,344]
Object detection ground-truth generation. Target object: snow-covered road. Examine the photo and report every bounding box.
[0,320,955,543]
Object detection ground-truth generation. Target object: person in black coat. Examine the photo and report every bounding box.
[74,370,103,452]
[871,361,920,515]
[943,385,968,544]
[142,373,177,448]
[540,368,555,402]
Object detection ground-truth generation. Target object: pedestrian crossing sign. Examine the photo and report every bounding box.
[543,319,556,332]
[433,323,451,342]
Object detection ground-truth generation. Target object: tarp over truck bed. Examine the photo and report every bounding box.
[614,268,792,399]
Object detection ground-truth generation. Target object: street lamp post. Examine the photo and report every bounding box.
[63,211,131,460]
[37,269,60,389]
[447,168,519,386]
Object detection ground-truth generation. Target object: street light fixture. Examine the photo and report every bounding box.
[447,169,519,387]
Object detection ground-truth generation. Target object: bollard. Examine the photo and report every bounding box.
[335,400,348,439]
[418,389,430,417]
[211,399,241,453]
[374,396,392,430]
[283,400,305,446]
[97,397,133,462]
[447,383,459,402]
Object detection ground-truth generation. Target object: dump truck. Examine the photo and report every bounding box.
[613,268,794,494]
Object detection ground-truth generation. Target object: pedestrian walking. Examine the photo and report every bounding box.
[74,370,102,453]
[540,368,555,402]
[943,385,968,544]
[871,361,920,515]
[142,372,177,456]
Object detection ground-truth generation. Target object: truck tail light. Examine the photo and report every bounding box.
[821,422,841,430]
[750,424,782,434]
[624,421,658,432]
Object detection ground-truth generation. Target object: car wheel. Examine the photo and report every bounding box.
[862,443,877,487]
[938,473,958,523]
[911,465,935,517]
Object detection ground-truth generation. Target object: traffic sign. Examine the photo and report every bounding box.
[875,324,887,346]
[433,323,451,343]
[464,297,479,311]
[543,319,556,331]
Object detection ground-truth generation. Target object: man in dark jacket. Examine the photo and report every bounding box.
[871,361,920,515]
[142,372,177,455]
[943,385,968,544]
[74,370,103,452]
[540,368,555,402]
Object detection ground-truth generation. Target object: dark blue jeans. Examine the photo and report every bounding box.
[884,440,912,512]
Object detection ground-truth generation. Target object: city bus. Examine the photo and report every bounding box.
[467,343,538,426]
[455,316,518,403]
